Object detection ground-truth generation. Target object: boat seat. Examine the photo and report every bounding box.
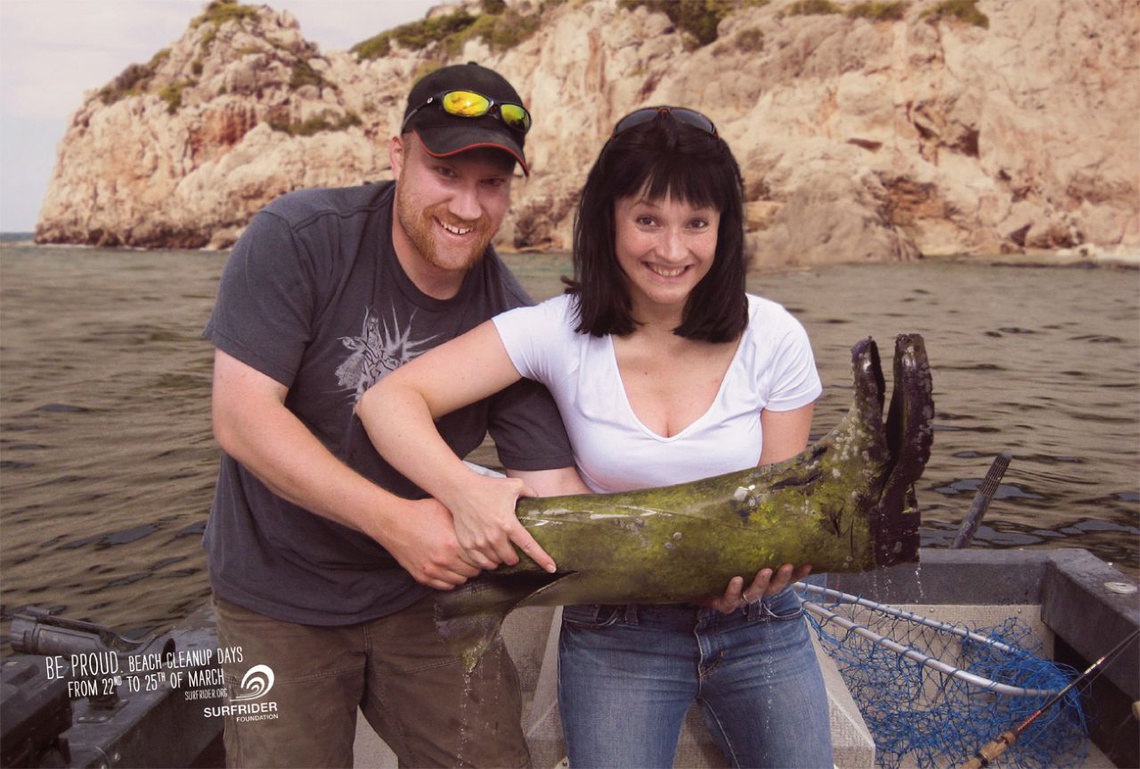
[353,606,875,768]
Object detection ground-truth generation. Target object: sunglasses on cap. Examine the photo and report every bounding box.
[611,106,718,138]
[402,90,532,134]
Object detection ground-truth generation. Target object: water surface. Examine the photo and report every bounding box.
[1,245,1136,640]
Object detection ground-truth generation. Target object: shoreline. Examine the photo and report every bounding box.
[920,247,1140,271]
[6,236,1138,271]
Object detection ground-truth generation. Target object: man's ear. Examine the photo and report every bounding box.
[389,135,406,180]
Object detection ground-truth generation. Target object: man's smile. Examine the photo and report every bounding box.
[440,220,475,236]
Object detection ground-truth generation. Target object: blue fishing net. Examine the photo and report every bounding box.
[805,597,1089,769]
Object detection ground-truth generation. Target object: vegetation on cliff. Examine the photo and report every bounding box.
[191,0,260,53]
[783,0,843,15]
[192,0,260,30]
[97,49,170,106]
[158,79,196,114]
[267,110,363,137]
[621,0,917,44]
[351,0,550,61]
[781,1,914,19]
[620,0,976,32]
[618,0,743,46]
[922,0,989,28]
[848,2,909,21]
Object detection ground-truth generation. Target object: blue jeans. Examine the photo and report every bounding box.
[558,589,833,768]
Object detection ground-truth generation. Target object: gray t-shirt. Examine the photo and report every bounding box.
[203,181,574,625]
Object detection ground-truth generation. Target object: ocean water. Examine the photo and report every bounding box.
[1,243,1137,640]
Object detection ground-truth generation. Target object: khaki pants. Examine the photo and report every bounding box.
[213,595,530,769]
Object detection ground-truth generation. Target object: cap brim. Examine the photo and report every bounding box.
[414,126,530,176]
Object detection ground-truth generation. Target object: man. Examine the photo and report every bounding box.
[202,62,578,768]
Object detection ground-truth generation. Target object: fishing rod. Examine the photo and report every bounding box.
[957,627,1140,769]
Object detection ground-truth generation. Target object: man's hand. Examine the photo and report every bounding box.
[703,563,813,614]
[369,497,482,590]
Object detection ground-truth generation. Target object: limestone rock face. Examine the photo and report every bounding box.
[36,0,1140,268]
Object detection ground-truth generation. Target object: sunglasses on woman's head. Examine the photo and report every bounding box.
[611,106,718,139]
[401,90,532,134]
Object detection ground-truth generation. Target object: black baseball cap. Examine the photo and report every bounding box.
[401,62,530,175]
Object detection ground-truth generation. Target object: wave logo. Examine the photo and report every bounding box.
[232,664,275,702]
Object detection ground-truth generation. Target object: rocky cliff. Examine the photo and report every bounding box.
[35,0,1140,267]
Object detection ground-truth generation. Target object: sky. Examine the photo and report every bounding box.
[0,0,439,233]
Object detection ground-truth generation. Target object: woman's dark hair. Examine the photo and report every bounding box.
[566,109,749,343]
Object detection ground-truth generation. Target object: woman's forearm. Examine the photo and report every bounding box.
[355,321,555,569]
[356,378,478,511]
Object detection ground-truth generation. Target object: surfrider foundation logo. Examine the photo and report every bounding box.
[203,663,279,721]
[233,664,275,701]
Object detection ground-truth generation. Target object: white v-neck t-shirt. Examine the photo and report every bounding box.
[492,294,821,494]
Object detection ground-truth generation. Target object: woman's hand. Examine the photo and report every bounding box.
[447,473,556,573]
[702,563,813,614]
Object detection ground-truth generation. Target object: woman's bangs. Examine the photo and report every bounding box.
[641,153,726,211]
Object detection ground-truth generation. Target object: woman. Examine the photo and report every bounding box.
[358,106,833,768]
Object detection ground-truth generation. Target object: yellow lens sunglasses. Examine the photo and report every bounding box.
[402,90,532,134]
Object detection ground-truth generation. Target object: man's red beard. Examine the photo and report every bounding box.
[395,188,496,273]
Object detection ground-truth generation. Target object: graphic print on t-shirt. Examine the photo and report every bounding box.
[335,306,438,401]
